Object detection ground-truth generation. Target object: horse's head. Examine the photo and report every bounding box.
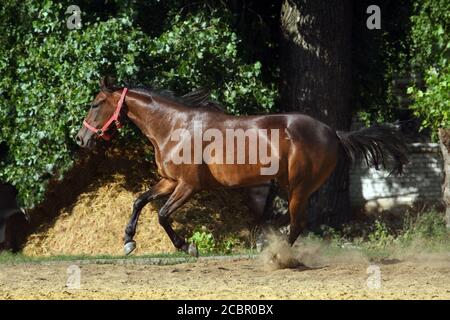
[76,77,127,149]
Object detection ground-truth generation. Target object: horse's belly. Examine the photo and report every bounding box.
[206,164,274,187]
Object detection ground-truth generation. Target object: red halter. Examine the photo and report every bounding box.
[83,88,128,141]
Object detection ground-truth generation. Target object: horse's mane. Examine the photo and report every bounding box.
[104,82,225,112]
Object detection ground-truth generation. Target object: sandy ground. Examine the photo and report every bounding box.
[1,256,450,300]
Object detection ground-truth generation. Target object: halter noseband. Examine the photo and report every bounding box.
[83,88,128,141]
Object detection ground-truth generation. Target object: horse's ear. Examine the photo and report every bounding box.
[99,76,107,90]
[99,76,116,91]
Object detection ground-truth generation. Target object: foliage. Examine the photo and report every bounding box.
[352,0,414,125]
[218,236,239,254]
[399,211,448,244]
[188,230,240,254]
[367,220,395,249]
[407,0,450,135]
[314,211,449,257]
[189,231,216,254]
[0,1,150,207]
[144,12,277,115]
[353,0,449,138]
[0,1,276,207]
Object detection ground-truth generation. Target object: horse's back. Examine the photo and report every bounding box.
[243,112,338,147]
[284,113,338,144]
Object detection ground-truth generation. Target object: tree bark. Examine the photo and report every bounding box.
[279,0,353,229]
[438,129,450,229]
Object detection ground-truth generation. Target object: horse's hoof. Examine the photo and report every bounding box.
[187,243,199,258]
[124,241,136,256]
[270,253,279,264]
[255,229,269,253]
[256,242,263,253]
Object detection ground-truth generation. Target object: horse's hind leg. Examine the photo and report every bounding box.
[287,171,336,245]
[158,182,198,256]
[287,187,309,246]
[124,179,176,255]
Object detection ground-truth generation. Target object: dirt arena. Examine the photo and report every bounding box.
[3,148,449,300]
[1,254,450,300]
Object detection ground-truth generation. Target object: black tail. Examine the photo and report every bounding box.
[336,124,409,175]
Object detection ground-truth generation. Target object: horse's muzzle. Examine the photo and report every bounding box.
[75,133,96,149]
[75,135,84,147]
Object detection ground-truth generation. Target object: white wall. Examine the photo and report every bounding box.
[349,143,443,211]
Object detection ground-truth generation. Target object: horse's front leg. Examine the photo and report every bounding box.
[124,178,176,255]
[246,183,276,252]
[158,182,198,256]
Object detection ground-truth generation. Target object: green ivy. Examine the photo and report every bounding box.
[407,0,450,136]
[0,1,277,207]
[144,12,277,115]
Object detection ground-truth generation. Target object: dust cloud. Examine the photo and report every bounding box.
[259,231,368,270]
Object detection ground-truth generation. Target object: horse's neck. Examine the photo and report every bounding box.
[126,94,187,146]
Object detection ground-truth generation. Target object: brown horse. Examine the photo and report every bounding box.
[76,78,408,256]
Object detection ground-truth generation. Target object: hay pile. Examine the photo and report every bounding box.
[22,147,253,256]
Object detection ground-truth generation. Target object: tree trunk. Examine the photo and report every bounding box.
[438,129,450,229]
[279,0,353,229]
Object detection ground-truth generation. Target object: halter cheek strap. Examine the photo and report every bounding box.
[83,88,128,140]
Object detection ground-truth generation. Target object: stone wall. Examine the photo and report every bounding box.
[350,143,443,211]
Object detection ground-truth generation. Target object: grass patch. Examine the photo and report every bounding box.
[312,210,450,260]
[0,252,183,264]
[0,250,251,265]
